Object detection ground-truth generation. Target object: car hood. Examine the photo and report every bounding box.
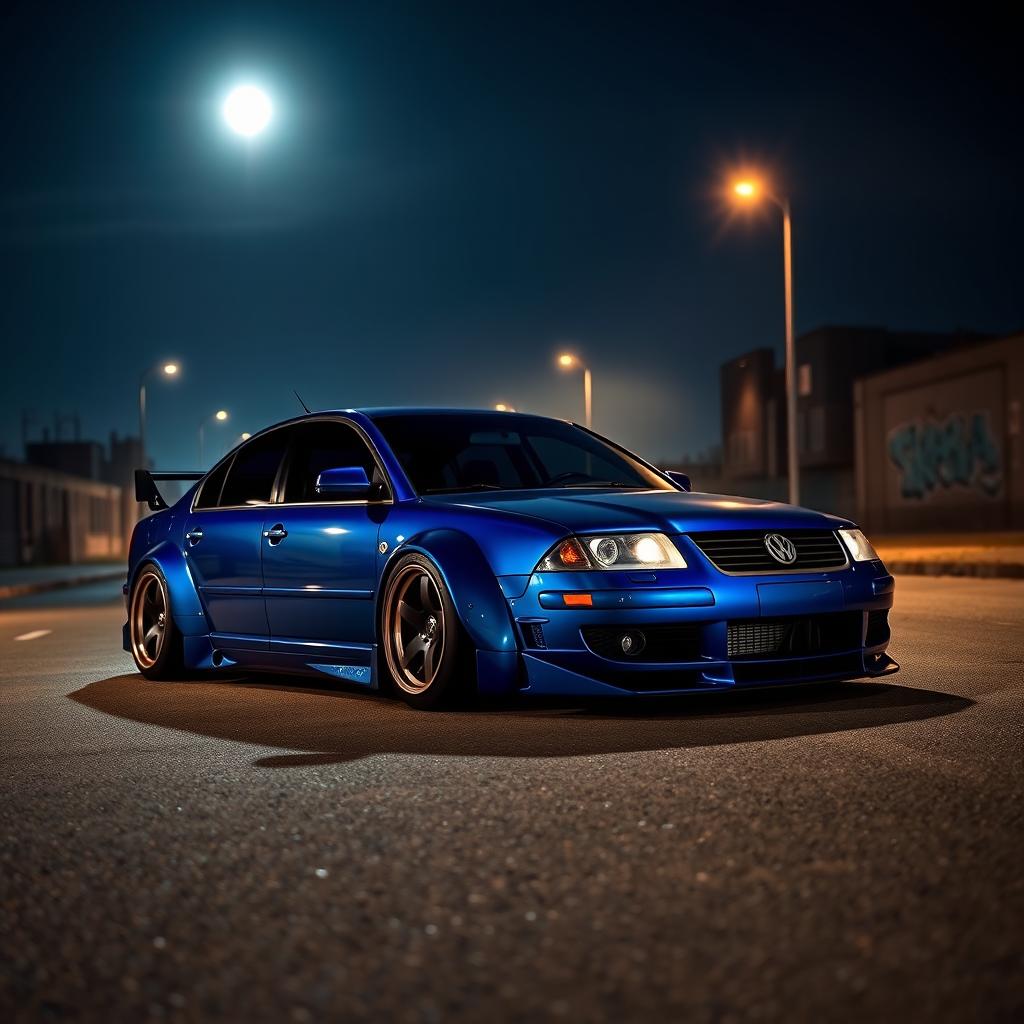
[427,488,853,535]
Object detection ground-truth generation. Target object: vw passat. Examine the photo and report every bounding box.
[125,409,897,708]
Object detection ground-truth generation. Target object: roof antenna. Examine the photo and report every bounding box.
[293,389,312,414]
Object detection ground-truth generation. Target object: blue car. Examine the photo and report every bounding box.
[125,409,897,708]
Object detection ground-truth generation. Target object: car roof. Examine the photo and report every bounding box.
[354,407,567,421]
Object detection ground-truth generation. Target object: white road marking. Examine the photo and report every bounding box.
[14,629,52,642]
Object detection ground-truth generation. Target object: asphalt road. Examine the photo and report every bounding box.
[2,577,1022,1023]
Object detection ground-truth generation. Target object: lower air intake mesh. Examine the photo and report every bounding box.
[727,612,863,660]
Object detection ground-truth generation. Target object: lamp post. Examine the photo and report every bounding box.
[730,178,799,506]
[556,352,592,429]
[199,410,229,466]
[138,362,179,469]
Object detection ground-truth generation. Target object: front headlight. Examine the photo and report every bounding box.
[537,533,687,571]
[839,528,879,562]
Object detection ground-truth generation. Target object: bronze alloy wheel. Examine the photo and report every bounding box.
[384,563,447,695]
[130,569,169,670]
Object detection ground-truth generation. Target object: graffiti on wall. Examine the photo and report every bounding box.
[887,410,1003,500]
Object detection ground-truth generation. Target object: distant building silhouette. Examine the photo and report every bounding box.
[0,429,143,566]
[674,325,999,520]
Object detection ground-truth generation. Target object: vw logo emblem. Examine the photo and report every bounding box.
[764,533,797,565]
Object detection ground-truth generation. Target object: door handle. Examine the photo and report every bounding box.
[263,524,288,544]
[185,527,204,545]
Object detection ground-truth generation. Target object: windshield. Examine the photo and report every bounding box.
[371,412,675,495]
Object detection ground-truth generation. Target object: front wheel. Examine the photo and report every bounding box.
[128,565,183,679]
[381,554,468,709]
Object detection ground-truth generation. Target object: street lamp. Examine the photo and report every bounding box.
[199,410,229,465]
[556,352,592,429]
[138,362,180,468]
[730,176,799,506]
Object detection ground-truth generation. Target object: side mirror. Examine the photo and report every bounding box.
[315,465,372,497]
[665,470,692,492]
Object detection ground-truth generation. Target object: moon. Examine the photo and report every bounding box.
[222,85,273,137]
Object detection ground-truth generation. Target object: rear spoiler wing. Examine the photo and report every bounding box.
[134,469,204,511]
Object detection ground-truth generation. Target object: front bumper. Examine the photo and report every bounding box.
[501,549,896,698]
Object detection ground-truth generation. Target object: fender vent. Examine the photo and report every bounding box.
[521,622,547,649]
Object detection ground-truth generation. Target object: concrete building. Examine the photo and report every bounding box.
[710,326,989,517]
[855,332,1024,533]
[0,430,144,567]
[0,460,125,567]
[720,348,783,480]
[25,439,106,481]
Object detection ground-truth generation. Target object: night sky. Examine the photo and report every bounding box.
[2,2,1021,470]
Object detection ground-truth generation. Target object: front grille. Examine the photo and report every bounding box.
[689,529,848,573]
[727,612,863,660]
[581,624,702,663]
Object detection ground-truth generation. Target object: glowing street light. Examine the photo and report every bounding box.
[728,173,799,506]
[138,361,180,468]
[199,410,229,465]
[556,352,592,429]
[222,85,273,138]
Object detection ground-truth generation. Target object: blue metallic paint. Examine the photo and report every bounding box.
[124,409,897,698]
[315,465,372,496]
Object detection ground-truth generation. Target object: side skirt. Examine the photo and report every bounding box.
[186,634,379,689]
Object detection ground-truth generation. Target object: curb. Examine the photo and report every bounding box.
[887,560,1024,580]
[0,569,126,601]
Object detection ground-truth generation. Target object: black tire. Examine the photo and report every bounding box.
[128,563,184,680]
[380,553,471,709]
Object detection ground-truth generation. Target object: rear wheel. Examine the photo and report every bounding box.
[381,554,467,709]
[129,565,183,679]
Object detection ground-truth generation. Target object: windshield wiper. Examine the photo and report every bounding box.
[421,483,505,494]
[559,480,641,488]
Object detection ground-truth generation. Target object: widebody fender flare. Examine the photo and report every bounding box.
[380,529,518,654]
[128,537,208,635]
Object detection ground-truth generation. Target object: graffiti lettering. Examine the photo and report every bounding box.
[887,411,1002,500]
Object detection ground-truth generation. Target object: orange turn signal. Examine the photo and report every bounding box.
[563,593,593,607]
[557,540,588,567]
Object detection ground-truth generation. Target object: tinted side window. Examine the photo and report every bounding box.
[282,421,378,503]
[194,458,232,509]
[219,431,289,506]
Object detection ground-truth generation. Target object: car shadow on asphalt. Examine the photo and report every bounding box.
[68,674,974,768]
